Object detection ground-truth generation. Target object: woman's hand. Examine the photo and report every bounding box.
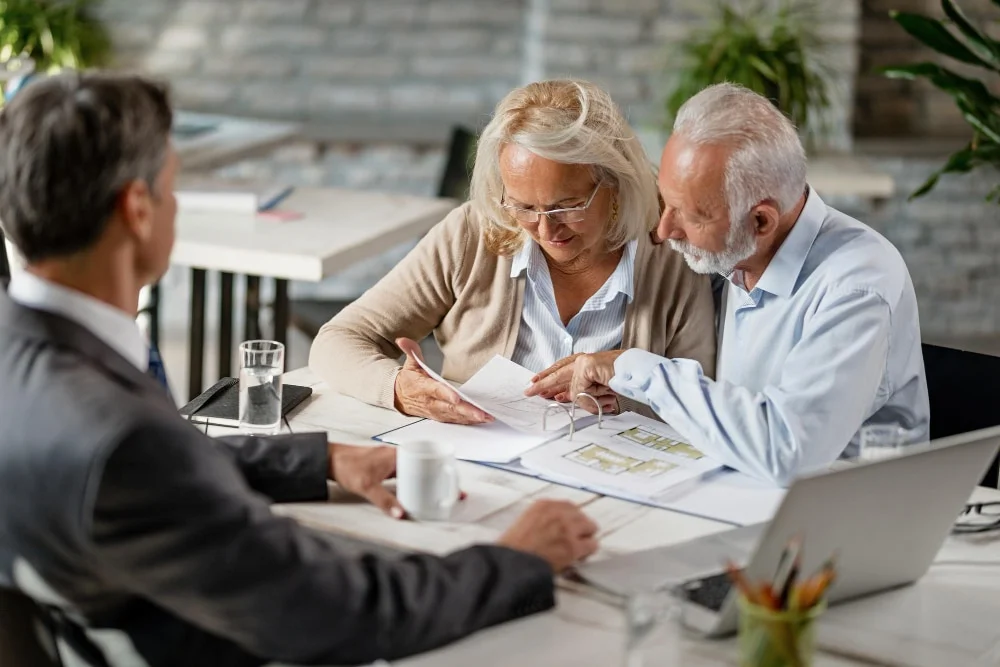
[393,337,494,425]
[525,350,624,415]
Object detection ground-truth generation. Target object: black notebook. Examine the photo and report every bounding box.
[179,377,313,428]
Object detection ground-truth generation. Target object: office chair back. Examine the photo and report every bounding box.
[290,125,478,341]
[436,126,477,200]
[922,342,1000,487]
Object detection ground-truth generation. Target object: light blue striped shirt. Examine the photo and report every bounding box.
[511,239,636,372]
[611,188,929,485]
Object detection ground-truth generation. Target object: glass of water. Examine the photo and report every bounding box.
[858,423,911,462]
[239,340,284,435]
[624,587,683,666]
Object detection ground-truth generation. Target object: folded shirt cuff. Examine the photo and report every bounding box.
[610,349,705,403]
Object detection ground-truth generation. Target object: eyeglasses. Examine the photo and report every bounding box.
[953,501,1000,534]
[500,180,603,224]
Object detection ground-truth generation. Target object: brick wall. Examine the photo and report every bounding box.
[855,0,1000,138]
[830,156,1000,338]
[97,0,860,144]
[96,0,526,126]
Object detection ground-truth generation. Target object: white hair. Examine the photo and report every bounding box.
[470,79,660,256]
[673,83,807,225]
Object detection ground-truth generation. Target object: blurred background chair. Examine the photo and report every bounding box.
[288,125,477,342]
[922,342,1000,488]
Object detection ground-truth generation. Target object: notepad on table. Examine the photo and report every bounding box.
[179,377,313,428]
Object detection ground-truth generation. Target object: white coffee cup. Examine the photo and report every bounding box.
[396,441,460,521]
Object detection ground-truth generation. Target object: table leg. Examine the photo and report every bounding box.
[245,275,261,340]
[188,268,206,401]
[274,278,289,351]
[218,272,234,379]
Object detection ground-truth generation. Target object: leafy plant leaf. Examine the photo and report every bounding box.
[889,10,995,69]
[940,0,1000,70]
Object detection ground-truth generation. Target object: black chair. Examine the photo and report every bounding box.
[922,342,1000,487]
[0,227,10,287]
[289,125,478,340]
[0,587,62,666]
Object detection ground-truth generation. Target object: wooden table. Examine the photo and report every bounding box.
[170,189,456,400]
[214,367,1000,667]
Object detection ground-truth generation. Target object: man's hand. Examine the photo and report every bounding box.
[394,337,493,425]
[328,443,405,519]
[498,500,599,572]
[525,350,624,414]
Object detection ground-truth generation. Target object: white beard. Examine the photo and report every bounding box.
[669,216,757,276]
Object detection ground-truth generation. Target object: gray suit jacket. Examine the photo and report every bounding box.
[0,290,555,666]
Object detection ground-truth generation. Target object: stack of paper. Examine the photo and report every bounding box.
[521,413,724,498]
[176,178,294,213]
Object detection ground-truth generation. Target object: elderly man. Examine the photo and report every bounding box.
[529,83,929,485]
[0,72,598,667]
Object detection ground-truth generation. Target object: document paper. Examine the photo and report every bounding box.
[520,413,724,498]
[415,354,580,434]
[375,419,557,464]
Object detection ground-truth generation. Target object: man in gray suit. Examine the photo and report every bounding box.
[0,72,599,667]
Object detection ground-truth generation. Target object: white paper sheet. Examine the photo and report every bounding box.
[520,413,724,498]
[416,354,579,434]
[652,469,786,526]
[375,418,556,463]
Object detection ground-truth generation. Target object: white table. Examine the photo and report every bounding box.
[170,188,457,400]
[807,154,896,201]
[233,367,1000,667]
[174,111,300,173]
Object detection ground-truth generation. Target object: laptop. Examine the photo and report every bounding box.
[578,426,1000,637]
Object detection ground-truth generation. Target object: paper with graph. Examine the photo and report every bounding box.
[520,413,723,497]
[415,354,584,434]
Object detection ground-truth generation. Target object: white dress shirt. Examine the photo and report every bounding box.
[610,188,929,485]
[510,239,636,372]
[7,271,148,372]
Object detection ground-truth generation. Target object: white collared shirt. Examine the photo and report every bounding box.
[611,188,929,485]
[8,271,148,372]
[510,239,636,372]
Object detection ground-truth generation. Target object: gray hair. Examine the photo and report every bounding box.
[673,83,806,224]
[470,79,660,256]
[0,72,172,262]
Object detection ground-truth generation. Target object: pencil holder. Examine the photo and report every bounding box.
[737,595,826,667]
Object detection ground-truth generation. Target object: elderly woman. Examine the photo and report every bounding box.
[309,79,716,424]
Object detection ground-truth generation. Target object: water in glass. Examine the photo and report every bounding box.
[239,341,284,435]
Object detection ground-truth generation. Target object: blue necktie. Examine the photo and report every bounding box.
[147,344,172,396]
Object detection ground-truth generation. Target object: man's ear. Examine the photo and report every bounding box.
[116,179,154,242]
[751,201,781,239]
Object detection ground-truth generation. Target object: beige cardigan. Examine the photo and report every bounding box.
[309,202,717,415]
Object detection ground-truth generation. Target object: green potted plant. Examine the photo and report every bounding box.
[882,0,1000,203]
[0,0,110,101]
[663,0,833,144]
